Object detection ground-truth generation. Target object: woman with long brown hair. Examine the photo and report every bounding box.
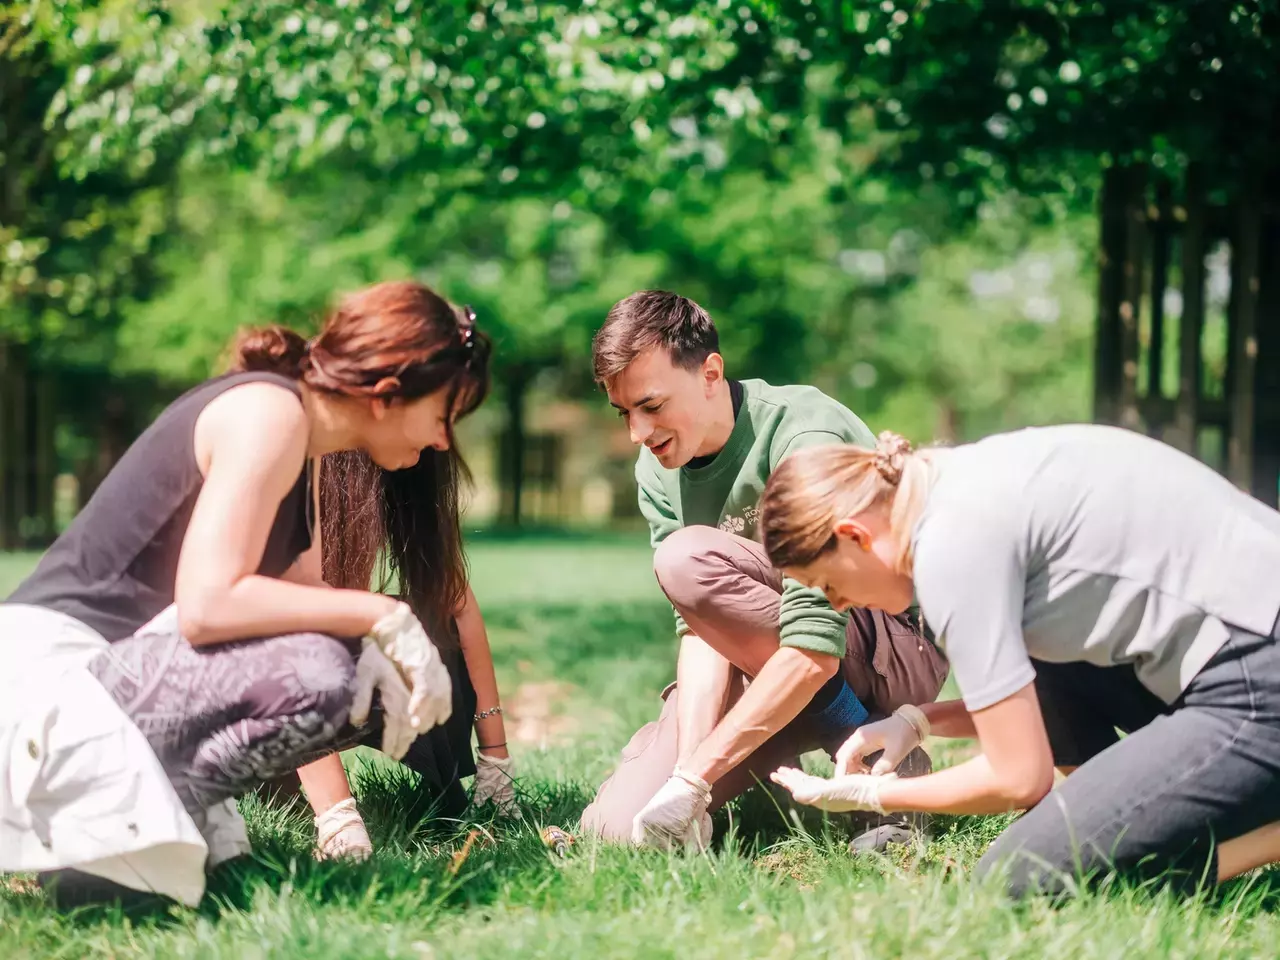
[757,425,1280,899]
[0,280,490,905]
[295,447,518,860]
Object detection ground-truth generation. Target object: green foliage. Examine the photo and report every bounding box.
[0,3,175,358]
[755,1,1279,213]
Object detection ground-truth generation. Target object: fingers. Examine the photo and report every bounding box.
[835,733,872,777]
[380,714,406,760]
[348,671,374,728]
[871,752,901,776]
[406,686,427,731]
[769,766,821,803]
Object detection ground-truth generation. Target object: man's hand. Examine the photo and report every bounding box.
[835,705,931,776]
[770,766,892,814]
[631,770,714,851]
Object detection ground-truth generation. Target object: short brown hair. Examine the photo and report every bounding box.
[592,290,719,383]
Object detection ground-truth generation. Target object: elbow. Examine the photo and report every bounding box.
[796,650,840,687]
[1001,768,1055,810]
[176,598,224,646]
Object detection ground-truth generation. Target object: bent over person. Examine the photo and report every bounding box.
[762,425,1280,898]
[579,291,949,852]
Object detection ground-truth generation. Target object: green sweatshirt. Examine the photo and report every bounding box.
[636,378,876,658]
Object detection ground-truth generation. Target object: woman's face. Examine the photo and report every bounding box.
[784,510,916,615]
[362,386,455,471]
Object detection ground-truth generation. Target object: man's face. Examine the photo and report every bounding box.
[605,346,724,468]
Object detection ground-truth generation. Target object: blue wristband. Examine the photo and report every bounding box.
[813,677,869,732]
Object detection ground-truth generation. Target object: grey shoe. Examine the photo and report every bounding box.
[846,745,932,856]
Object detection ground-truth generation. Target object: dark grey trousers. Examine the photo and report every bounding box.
[976,623,1280,898]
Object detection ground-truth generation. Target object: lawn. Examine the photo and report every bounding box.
[2,535,1279,959]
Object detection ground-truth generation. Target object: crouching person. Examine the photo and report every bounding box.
[0,280,490,905]
[578,291,949,853]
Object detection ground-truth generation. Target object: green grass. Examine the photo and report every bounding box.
[3,536,1280,958]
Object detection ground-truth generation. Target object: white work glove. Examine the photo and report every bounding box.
[348,641,418,760]
[315,798,373,862]
[365,600,453,733]
[770,766,893,814]
[631,770,714,852]
[472,753,520,817]
[835,704,931,776]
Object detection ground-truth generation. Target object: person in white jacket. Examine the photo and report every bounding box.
[0,280,489,906]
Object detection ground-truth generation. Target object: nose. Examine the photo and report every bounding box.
[628,413,653,446]
[427,423,451,452]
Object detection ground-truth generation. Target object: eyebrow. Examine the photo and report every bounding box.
[610,393,661,412]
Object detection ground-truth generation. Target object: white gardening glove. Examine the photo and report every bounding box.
[315,798,373,862]
[631,770,713,852]
[770,766,894,814]
[472,753,520,817]
[348,641,418,760]
[835,704,931,776]
[366,600,453,733]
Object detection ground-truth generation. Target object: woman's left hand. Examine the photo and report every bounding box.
[770,766,893,814]
[473,752,520,817]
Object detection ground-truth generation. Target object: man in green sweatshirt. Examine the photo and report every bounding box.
[579,291,950,852]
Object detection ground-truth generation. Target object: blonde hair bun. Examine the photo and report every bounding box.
[873,431,913,485]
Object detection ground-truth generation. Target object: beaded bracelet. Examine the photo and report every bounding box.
[474,705,504,722]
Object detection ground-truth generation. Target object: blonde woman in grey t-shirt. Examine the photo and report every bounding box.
[758,423,1280,898]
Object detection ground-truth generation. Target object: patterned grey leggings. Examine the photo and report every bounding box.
[88,628,363,816]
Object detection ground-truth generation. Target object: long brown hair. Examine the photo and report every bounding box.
[227,280,491,636]
[759,432,935,575]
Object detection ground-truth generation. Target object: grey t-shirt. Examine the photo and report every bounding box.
[912,424,1280,711]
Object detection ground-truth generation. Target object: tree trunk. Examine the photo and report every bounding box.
[0,341,10,550]
[500,368,531,528]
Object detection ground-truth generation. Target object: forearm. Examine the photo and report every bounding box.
[919,699,978,739]
[683,647,836,785]
[456,588,509,759]
[180,575,395,646]
[877,754,1052,815]
[675,634,734,765]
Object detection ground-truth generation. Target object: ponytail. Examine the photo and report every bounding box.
[760,431,936,575]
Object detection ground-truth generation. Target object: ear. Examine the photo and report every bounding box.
[701,352,725,394]
[367,396,393,421]
[833,515,874,551]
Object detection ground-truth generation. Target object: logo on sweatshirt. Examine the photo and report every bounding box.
[718,503,760,537]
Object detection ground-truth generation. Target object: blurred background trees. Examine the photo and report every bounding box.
[3,0,1276,545]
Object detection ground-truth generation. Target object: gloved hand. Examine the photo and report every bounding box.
[472,753,520,817]
[365,600,453,733]
[349,641,417,760]
[315,798,373,862]
[631,770,713,852]
[835,704,931,776]
[770,766,893,814]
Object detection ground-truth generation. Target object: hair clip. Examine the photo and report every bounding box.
[459,305,477,349]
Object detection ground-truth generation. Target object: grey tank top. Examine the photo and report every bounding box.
[7,371,313,641]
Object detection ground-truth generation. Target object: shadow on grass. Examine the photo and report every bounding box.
[24,755,605,930]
